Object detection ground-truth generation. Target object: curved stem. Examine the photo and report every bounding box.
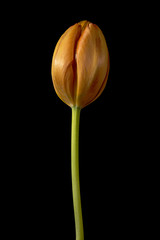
[71,106,84,240]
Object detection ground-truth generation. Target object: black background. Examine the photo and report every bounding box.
[2,2,153,239]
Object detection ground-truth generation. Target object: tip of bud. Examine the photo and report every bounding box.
[78,20,90,31]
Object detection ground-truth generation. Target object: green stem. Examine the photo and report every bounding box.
[71,106,84,240]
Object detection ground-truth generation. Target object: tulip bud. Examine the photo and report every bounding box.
[51,20,110,109]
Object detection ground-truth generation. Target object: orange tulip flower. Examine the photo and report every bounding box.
[51,21,110,240]
[51,20,110,109]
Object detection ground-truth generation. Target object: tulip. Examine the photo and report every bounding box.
[51,21,110,240]
[51,20,110,109]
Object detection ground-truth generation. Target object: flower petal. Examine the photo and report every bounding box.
[51,24,81,106]
[76,23,110,108]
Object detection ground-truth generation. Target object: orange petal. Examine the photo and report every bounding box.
[51,24,81,107]
[76,23,110,108]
